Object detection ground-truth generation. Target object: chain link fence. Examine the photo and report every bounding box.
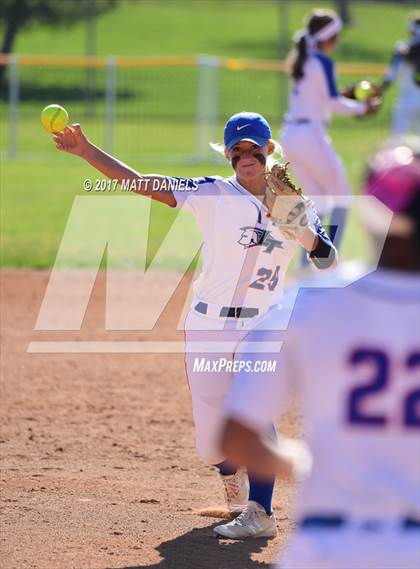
[0,54,385,162]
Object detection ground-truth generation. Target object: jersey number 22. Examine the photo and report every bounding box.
[347,349,420,428]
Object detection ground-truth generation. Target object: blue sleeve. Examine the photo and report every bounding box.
[314,52,339,98]
[309,218,336,270]
[315,217,333,244]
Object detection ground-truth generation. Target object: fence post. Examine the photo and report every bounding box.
[8,55,19,160]
[196,55,220,162]
[104,57,117,154]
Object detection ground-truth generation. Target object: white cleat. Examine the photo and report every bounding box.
[220,468,249,514]
[214,500,277,540]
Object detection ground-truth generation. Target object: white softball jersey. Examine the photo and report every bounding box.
[227,269,420,568]
[173,174,323,314]
[172,174,330,463]
[281,51,366,212]
[285,50,366,124]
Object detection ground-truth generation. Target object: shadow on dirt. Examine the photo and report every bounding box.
[108,522,273,569]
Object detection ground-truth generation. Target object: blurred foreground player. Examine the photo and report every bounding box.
[220,136,420,568]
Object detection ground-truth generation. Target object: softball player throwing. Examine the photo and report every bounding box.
[53,111,336,539]
[221,136,420,566]
[282,8,378,254]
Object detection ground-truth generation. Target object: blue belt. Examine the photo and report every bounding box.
[300,516,420,531]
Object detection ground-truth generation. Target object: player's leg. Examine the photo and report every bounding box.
[184,311,278,538]
[247,423,277,515]
[237,309,289,523]
[213,451,278,540]
[391,97,414,136]
[213,460,249,514]
[187,365,250,512]
[296,124,351,252]
[184,310,249,512]
[185,350,249,512]
[407,98,420,137]
[212,331,278,540]
[216,423,277,517]
[281,124,329,215]
[281,125,328,267]
[282,123,352,252]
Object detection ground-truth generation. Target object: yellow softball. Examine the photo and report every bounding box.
[41,104,69,133]
[354,80,375,102]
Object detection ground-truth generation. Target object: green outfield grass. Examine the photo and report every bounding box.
[0,0,416,269]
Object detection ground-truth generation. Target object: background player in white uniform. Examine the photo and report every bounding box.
[282,9,378,255]
[381,12,420,137]
[53,111,336,539]
[220,136,420,565]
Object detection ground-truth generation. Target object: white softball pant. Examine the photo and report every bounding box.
[277,528,420,569]
[184,305,286,464]
[392,95,420,137]
[281,122,352,216]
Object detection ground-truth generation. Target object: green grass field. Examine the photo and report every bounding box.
[0,0,417,269]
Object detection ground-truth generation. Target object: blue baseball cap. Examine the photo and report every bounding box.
[224,111,272,151]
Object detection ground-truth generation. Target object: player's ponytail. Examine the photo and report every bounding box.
[266,139,283,169]
[291,32,308,81]
[290,9,338,81]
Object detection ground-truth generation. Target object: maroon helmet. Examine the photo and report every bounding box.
[362,136,420,238]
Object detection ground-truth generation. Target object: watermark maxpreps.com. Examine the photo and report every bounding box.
[193,357,277,374]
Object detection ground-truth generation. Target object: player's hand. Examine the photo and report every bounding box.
[264,162,311,241]
[53,124,89,157]
[340,84,356,98]
[364,96,382,115]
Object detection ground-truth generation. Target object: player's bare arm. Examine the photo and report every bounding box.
[53,124,176,207]
[297,226,320,253]
[221,418,295,481]
[222,418,313,484]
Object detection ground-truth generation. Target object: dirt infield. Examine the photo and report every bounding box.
[1,270,299,569]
